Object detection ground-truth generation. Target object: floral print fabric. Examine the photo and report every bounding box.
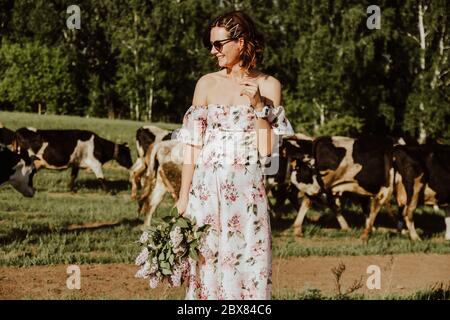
[177,104,294,300]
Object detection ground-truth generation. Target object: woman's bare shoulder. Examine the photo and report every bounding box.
[255,71,281,88]
[254,72,282,105]
[193,72,222,105]
[197,71,223,86]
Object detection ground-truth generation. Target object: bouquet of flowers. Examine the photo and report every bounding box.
[135,208,209,289]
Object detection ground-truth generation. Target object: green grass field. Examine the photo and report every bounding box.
[1,111,449,268]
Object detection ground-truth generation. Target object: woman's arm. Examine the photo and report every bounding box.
[177,76,209,215]
[179,142,202,201]
[241,76,282,157]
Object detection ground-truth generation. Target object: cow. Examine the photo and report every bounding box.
[13,128,132,192]
[393,144,450,241]
[138,139,183,226]
[263,133,313,219]
[0,145,37,197]
[129,125,172,200]
[0,123,15,147]
[288,135,395,241]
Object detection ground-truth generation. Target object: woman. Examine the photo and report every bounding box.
[176,10,294,300]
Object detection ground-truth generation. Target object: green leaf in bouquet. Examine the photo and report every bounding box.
[163,215,175,224]
[189,246,199,261]
[189,240,198,249]
[160,261,170,269]
[158,251,165,261]
[161,268,172,275]
[196,224,210,234]
[168,253,174,265]
[169,206,179,218]
[174,218,189,229]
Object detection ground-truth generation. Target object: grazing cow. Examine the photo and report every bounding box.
[393,144,450,241]
[130,125,172,199]
[138,139,183,226]
[263,133,313,219]
[0,123,15,147]
[0,145,37,197]
[13,128,132,192]
[288,135,395,241]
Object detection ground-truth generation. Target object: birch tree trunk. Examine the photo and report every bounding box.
[417,2,427,144]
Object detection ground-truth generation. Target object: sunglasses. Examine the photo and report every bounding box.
[208,38,237,52]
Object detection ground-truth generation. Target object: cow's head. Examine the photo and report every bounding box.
[8,150,37,197]
[115,143,133,169]
[285,138,322,197]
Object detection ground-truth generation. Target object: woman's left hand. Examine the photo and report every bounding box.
[240,80,263,109]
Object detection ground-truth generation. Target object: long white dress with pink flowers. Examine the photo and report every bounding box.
[177,104,294,300]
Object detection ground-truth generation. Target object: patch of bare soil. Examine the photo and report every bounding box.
[0,254,449,299]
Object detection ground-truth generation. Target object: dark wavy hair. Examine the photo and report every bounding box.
[203,11,265,71]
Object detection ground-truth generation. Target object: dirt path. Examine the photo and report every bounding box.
[1,253,449,299]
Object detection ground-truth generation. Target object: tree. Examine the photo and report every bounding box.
[0,42,76,114]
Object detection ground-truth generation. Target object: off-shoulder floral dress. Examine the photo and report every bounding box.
[177,104,294,300]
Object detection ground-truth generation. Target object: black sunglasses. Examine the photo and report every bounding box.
[208,38,237,52]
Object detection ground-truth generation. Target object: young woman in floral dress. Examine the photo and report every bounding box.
[176,10,294,300]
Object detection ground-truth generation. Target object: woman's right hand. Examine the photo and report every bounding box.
[176,195,189,216]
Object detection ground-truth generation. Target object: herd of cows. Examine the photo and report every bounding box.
[1,121,450,242]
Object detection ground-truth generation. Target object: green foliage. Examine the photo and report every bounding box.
[316,115,364,136]
[0,42,76,114]
[0,0,449,137]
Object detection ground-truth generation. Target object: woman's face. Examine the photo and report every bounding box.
[210,26,243,68]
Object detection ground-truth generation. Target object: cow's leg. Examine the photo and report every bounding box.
[143,178,167,227]
[84,158,108,192]
[293,196,311,237]
[68,166,79,192]
[396,206,407,234]
[159,165,179,201]
[402,203,421,241]
[384,199,401,227]
[287,185,300,211]
[130,158,146,200]
[444,207,450,241]
[138,175,155,217]
[334,197,350,231]
[360,197,381,242]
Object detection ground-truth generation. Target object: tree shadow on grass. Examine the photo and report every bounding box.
[0,218,142,245]
[75,179,131,194]
[270,204,446,239]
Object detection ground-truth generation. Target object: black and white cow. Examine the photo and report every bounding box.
[0,123,15,147]
[0,145,37,197]
[288,135,395,241]
[130,125,172,199]
[263,133,313,219]
[393,144,450,241]
[13,128,132,192]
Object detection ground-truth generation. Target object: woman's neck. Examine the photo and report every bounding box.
[225,64,248,81]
